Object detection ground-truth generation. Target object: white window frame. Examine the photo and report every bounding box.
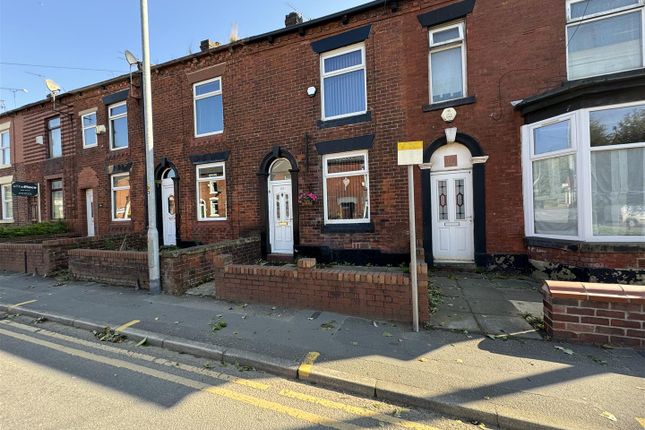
[428,21,467,105]
[320,43,368,121]
[565,0,645,80]
[81,111,97,148]
[193,77,224,137]
[522,100,645,243]
[108,101,128,151]
[322,150,370,225]
[111,173,131,222]
[0,129,10,167]
[1,183,12,221]
[196,162,227,221]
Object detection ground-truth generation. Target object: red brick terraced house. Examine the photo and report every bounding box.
[0,0,643,284]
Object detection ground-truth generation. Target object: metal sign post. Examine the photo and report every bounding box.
[397,141,423,332]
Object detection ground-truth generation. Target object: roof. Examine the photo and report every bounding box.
[0,0,390,119]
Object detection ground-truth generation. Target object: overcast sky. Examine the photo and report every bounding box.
[0,0,368,110]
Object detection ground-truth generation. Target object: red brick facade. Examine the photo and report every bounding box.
[0,0,643,279]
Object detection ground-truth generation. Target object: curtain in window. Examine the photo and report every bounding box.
[532,155,578,235]
[324,69,366,118]
[431,46,463,103]
[591,147,645,236]
[568,11,642,79]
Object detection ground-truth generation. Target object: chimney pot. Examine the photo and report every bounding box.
[285,12,303,27]
[199,39,221,52]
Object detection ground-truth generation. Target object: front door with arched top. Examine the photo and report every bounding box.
[268,159,293,254]
[430,143,475,263]
[161,169,177,246]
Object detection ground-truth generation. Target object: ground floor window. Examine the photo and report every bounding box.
[522,100,645,242]
[50,179,64,220]
[111,173,131,221]
[1,183,12,221]
[322,150,370,224]
[196,162,226,220]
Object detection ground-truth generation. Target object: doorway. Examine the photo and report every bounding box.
[161,169,176,246]
[85,189,95,237]
[431,170,474,262]
[268,159,293,254]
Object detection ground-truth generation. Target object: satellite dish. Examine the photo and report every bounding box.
[125,50,139,66]
[45,79,61,93]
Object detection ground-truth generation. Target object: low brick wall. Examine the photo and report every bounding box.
[542,280,644,348]
[69,249,149,289]
[0,233,146,276]
[160,235,261,295]
[213,256,430,322]
[67,234,261,294]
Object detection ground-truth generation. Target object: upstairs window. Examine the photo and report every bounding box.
[567,0,644,80]
[81,111,97,148]
[429,22,467,104]
[108,102,128,150]
[322,150,370,224]
[194,77,224,137]
[320,44,367,120]
[0,130,10,166]
[47,117,62,158]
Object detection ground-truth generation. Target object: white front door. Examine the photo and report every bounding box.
[161,178,176,246]
[431,170,474,262]
[85,189,95,237]
[269,181,293,254]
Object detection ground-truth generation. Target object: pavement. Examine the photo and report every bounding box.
[427,272,544,340]
[0,270,644,430]
[0,317,473,430]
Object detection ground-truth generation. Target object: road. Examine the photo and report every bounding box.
[0,315,482,430]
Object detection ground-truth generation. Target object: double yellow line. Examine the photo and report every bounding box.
[0,321,441,430]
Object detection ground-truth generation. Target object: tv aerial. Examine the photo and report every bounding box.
[0,87,28,109]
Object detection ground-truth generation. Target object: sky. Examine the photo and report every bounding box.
[0,0,369,111]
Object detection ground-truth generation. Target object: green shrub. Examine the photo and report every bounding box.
[0,221,68,239]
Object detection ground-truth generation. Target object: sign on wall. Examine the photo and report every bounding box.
[397,141,423,166]
[12,182,39,197]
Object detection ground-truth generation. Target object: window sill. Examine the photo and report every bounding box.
[0,219,14,224]
[423,96,476,112]
[195,130,224,138]
[322,222,374,233]
[525,236,645,253]
[317,112,371,129]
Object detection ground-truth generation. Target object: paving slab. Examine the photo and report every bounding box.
[475,314,542,339]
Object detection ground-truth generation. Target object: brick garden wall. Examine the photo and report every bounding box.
[69,249,149,289]
[160,234,261,295]
[542,280,644,348]
[0,242,45,274]
[213,256,429,322]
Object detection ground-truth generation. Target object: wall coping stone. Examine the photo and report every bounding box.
[542,280,645,305]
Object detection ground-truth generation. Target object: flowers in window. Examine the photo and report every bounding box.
[299,192,319,206]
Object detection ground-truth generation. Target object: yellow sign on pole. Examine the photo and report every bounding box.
[397,141,423,165]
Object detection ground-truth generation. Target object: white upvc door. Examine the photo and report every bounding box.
[85,189,95,237]
[269,181,294,254]
[161,178,176,246]
[431,170,474,262]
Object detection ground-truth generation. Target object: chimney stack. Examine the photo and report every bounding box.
[199,39,221,52]
[285,12,303,27]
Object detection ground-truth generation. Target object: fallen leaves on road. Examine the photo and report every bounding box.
[456,359,464,364]
[382,331,393,337]
[601,411,617,422]
[320,320,336,330]
[136,337,147,347]
[93,327,126,343]
[210,320,228,332]
[554,346,574,355]
[418,357,428,362]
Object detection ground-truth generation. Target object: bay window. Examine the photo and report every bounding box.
[322,151,370,224]
[320,44,367,120]
[522,101,645,242]
[196,162,226,220]
[566,0,644,80]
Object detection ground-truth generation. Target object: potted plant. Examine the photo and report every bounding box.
[299,192,319,206]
